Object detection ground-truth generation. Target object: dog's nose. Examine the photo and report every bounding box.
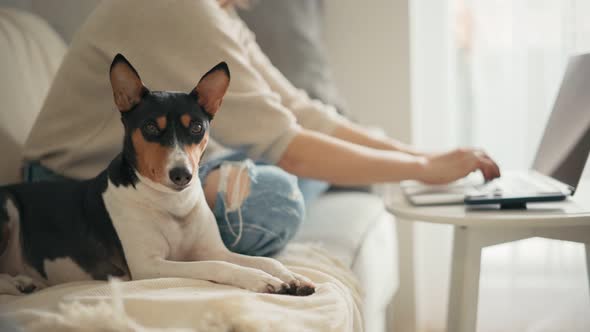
[169,167,192,186]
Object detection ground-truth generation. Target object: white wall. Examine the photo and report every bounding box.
[323,2,414,331]
[409,0,457,331]
[323,0,413,142]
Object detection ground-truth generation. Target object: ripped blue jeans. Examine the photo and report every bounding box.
[24,154,328,257]
[197,152,327,256]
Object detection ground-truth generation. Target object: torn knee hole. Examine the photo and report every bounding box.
[219,163,251,210]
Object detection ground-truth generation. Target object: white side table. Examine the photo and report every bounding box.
[385,180,590,332]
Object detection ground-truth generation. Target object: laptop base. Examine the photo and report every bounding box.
[464,192,567,209]
[500,202,528,210]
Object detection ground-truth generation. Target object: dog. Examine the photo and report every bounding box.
[0,54,314,296]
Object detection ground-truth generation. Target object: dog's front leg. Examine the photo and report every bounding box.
[206,251,316,296]
[130,258,290,293]
[186,214,316,295]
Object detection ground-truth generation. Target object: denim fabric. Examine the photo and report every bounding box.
[212,160,306,256]
[24,158,328,257]
[199,151,329,204]
[193,150,327,256]
[23,162,71,183]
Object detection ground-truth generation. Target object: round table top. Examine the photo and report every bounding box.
[383,179,590,228]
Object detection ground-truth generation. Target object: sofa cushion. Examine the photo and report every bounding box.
[294,191,391,267]
[295,191,398,332]
[352,212,398,332]
[0,8,67,184]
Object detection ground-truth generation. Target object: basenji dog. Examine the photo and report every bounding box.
[0,54,314,296]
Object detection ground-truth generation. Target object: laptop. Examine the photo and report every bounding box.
[401,53,590,209]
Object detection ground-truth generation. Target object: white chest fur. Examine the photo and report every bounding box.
[99,175,315,295]
[102,176,212,263]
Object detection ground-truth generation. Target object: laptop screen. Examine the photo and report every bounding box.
[532,54,590,190]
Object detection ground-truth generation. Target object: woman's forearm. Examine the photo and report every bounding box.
[331,121,423,156]
[278,129,425,185]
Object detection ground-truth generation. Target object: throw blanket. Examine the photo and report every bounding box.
[0,244,363,332]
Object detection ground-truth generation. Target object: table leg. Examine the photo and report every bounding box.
[447,226,482,332]
[445,225,589,332]
[586,243,590,297]
[390,218,416,332]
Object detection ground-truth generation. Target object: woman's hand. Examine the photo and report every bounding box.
[280,129,500,186]
[417,148,501,184]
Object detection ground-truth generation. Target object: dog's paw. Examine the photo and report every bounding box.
[238,271,289,294]
[246,258,316,296]
[0,274,37,295]
[13,275,37,294]
[247,258,302,287]
[292,284,315,296]
[287,273,316,296]
[276,272,315,296]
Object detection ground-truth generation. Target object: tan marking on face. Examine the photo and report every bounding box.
[156,116,167,130]
[180,114,192,128]
[184,133,209,175]
[132,129,171,184]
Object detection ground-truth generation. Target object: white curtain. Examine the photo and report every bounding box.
[410,1,590,331]
[413,0,590,168]
[464,0,590,170]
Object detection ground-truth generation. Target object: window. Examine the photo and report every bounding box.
[410,2,590,331]
[412,0,590,170]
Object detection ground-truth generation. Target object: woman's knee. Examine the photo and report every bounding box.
[212,160,305,256]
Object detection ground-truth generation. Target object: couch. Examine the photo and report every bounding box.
[0,8,398,332]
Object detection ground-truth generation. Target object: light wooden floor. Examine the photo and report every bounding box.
[476,238,590,332]
[406,234,590,332]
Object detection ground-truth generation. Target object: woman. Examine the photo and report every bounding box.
[23,0,500,256]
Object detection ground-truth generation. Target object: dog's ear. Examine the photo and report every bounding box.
[109,54,149,112]
[190,62,230,118]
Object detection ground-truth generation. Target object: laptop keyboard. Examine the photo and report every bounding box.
[470,174,560,196]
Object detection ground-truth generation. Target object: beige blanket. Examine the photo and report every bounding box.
[0,244,362,332]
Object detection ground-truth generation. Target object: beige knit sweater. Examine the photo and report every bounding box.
[24,0,345,179]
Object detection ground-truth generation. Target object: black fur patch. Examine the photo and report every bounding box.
[108,154,138,188]
[0,193,10,255]
[0,174,128,280]
[0,193,8,223]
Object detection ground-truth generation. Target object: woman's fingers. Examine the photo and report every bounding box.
[488,156,501,178]
[423,148,501,184]
[462,148,501,181]
[477,155,500,181]
[478,152,501,179]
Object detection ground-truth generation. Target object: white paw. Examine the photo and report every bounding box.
[249,258,316,296]
[291,272,315,290]
[0,274,37,295]
[11,275,37,294]
[250,257,295,282]
[236,270,288,294]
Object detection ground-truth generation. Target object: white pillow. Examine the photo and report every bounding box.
[0,8,66,184]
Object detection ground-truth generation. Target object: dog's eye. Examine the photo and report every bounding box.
[144,122,160,136]
[190,122,203,135]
